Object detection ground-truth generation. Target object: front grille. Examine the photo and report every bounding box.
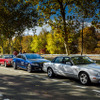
[39,63,43,67]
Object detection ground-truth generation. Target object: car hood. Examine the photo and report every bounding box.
[6,58,12,61]
[28,59,50,63]
[78,63,100,71]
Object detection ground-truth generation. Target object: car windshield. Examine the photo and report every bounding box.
[3,55,14,59]
[25,54,42,59]
[71,56,94,65]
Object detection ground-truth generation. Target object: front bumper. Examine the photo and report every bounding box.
[7,62,12,66]
[31,63,43,71]
[90,76,100,83]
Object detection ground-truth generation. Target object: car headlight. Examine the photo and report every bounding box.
[90,70,100,76]
[97,72,100,76]
[93,71,100,76]
[31,63,39,66]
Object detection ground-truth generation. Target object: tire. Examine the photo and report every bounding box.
[27,64,32,73]
[47,68,55,78]
[13,62,17,69]
[79,72,90,85]
[4,62,7,67]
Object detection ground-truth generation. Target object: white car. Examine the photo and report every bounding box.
[43,56,100,85]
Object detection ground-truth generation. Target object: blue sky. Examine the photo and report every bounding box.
[24,21,100,35]
[24,22,92,35]
[24,1,100,35]
[24,24,51,35]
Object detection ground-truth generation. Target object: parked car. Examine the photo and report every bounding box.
[0,54,15,67]
[43,56,100,85]
[12,53,50,73]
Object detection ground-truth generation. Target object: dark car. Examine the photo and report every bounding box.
[0,54,15,67]
[12,53,50,73]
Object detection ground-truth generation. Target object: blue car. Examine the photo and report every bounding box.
[12,53,50,73]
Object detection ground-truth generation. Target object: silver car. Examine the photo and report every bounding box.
[43,56,100,85]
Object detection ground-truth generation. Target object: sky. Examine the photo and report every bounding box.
[24,1,100,35]
[24,22,100,35]
[24,22,99,35]
[24,24,51,35]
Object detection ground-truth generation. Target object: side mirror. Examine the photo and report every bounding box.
[22,57,26,60]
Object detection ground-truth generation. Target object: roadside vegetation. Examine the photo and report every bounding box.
[0,0,100,55]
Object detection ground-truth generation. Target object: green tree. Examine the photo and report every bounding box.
[0,34,8,54]
[46,30,65,54]
[95,32,100,53]
[78,26,97,54]
[22,35,33,53]
[30,0,99,55]
[73,0,100,55]
[31,35,41,53]
[0,0,38,54]
[13,36,23,53]
[31,29,49,53]
[30,0,79,55]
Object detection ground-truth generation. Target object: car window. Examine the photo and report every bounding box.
[51,57,57,62]
[3,55,14,59]
[25,54,42,59]
[17,55,22,58]
[63,57,71,64]
[21,55,26,60]
[54,57,63,63]
[71,56,94,65]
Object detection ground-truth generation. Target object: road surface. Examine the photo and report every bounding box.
[0,66,100,100]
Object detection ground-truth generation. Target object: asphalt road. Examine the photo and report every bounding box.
[0,65,100,100]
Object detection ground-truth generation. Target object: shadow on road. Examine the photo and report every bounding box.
[0,73,100,100]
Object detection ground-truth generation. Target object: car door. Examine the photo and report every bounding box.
[19,55,27,69]
[16,55,22,67]
[0,55,3,64]
[0,55,5,65]
[62,57,75,77]
[53,57,65,76]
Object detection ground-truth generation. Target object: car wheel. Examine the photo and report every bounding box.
[47,68,55,78]
[4,62,7,67]
[13,62,17,69]
[79,72,90,85]
[27,64,32,73]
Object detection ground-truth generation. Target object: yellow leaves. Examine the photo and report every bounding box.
[25,1,29,3]
[97,41,100,47]
[46,31,65,54]
[68,38,73,44]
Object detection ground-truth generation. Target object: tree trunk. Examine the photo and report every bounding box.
[8,38,13,54]
[57,0,70,55]
[2,46,4,54]
[1,40,4,54]
[10,45,13,54]
[64,41,70,55]
[81,20,84,55]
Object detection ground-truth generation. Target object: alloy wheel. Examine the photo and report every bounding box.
[27,64,32,73]
[47,68,54,78]
[79,72,90,85]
